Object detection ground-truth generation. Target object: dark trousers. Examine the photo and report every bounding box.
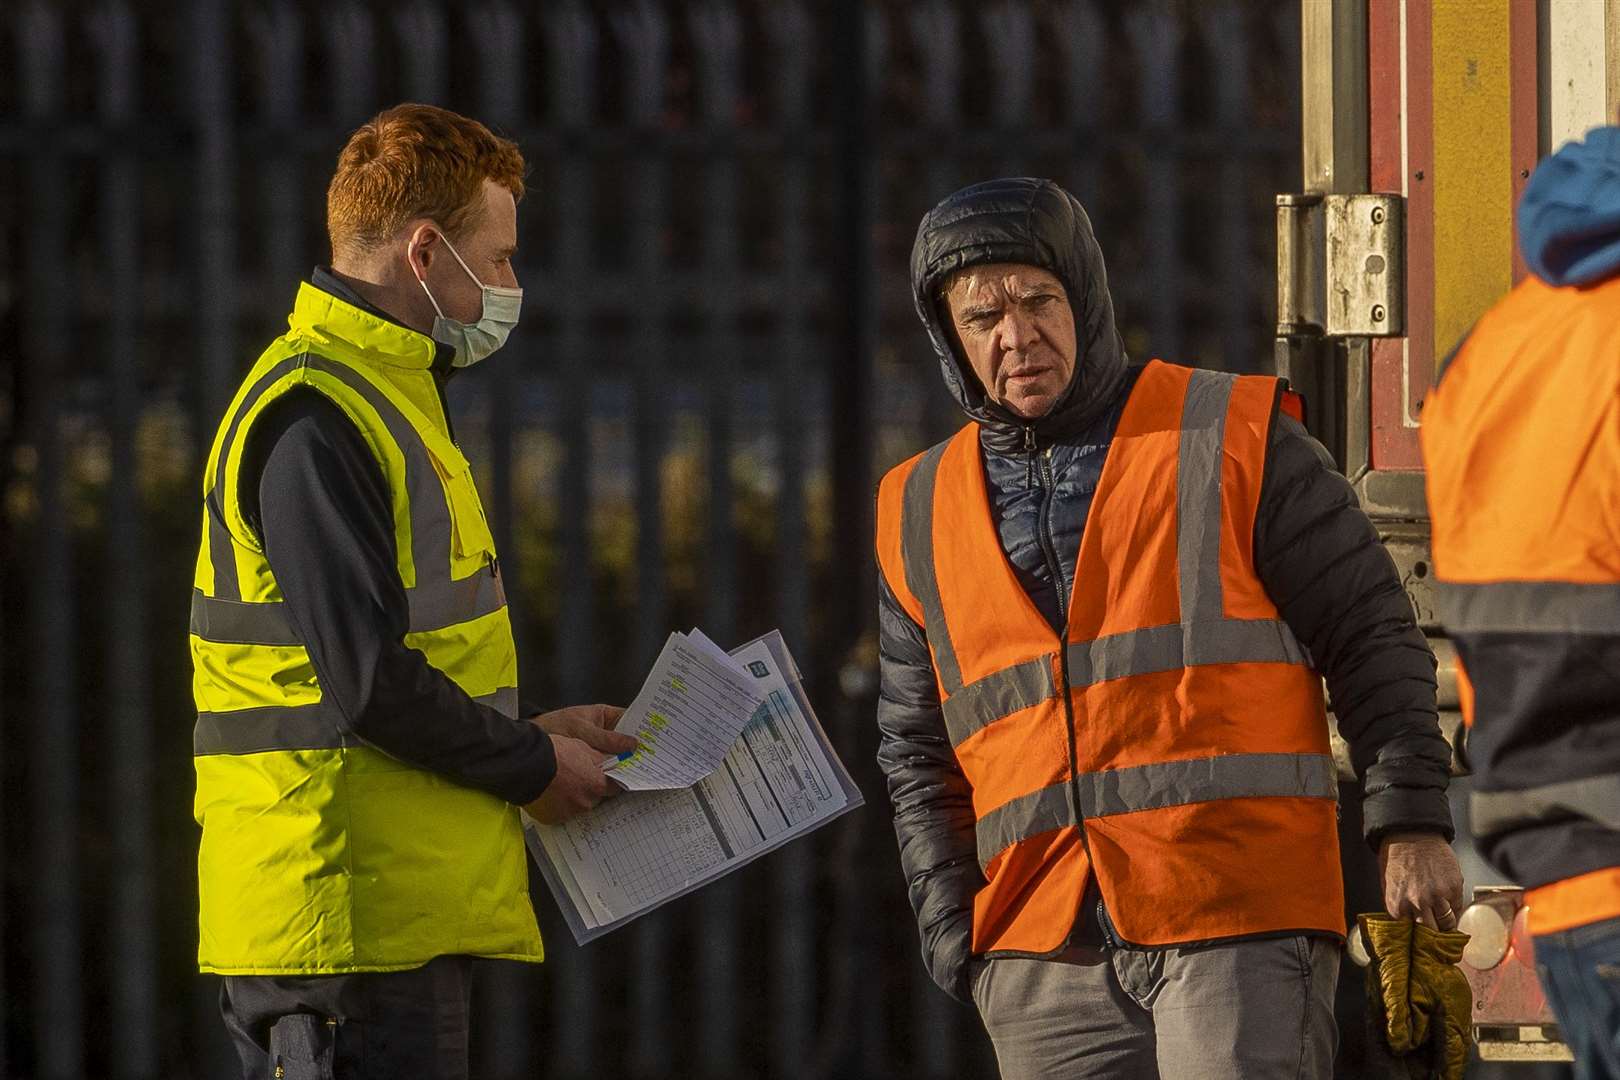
[220,954,474,1080]
[1535,915,1620,1080]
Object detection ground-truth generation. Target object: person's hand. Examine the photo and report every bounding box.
[1378,831,1466,930]
[530,704,633,755]
[522,705,636,825]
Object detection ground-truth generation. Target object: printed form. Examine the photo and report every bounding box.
[525,630,863,942]
[600,630,765,791]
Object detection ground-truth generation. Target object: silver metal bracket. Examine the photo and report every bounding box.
[1277,192,1404,338]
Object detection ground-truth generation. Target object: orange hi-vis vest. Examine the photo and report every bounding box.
[1424,273,1620,936]
[876,360,1344,955]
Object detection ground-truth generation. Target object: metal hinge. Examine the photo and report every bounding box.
[1276,193,1404,338]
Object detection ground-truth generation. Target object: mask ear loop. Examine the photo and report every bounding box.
[435,231,484,285]
[409,227,449,319]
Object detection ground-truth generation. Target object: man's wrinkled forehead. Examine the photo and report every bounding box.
[942,262,1066,305]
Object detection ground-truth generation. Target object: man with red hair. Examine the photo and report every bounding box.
[190,103,629,1079]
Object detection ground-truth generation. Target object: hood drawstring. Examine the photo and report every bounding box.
[1024,425,1037,488]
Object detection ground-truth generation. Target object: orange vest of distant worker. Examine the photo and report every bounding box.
[876,359,1344,954]
[1424,273,1620,937]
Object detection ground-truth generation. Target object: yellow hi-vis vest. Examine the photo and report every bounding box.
[190,283,543,975]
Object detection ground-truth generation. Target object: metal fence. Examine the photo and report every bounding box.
[0,1,1298,1077]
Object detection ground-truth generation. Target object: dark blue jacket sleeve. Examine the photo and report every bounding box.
[1255,414,1454,846]
[241,388,556,805]
[875,573,982,1003]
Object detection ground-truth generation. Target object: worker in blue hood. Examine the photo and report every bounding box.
[1426,127,1620,1080]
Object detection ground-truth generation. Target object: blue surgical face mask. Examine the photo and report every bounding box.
[415,231,522,368]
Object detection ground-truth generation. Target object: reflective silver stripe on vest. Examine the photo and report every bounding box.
[976,783,1076,872]
[297,356,456,594]
[900,441,963,694]
[975,751,1337,870]
[1074,751,1337,818]
[202,353,457,598]
[190,592,301,645]
[1064,617,1307,691]
[1438,580,1620,635]
[194,687,521,755]
[206,355,313,600]
[941,657,1057,745]
[1177,368,1233,625]
[1471,771,1620,838]
[190,568,508,645]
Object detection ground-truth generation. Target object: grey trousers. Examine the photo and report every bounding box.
[972,936,1340,1079]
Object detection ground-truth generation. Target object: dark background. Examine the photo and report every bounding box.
[0,1,1513,1078]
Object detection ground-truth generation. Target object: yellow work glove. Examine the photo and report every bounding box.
[1358,913,1473,1080]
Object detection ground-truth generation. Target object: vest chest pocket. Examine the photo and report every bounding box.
[432,454,498,574]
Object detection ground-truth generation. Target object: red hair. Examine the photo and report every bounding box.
[326,103,525,256]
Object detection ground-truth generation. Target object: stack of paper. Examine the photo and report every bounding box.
[601,629,766,791]
[525,630,863,943]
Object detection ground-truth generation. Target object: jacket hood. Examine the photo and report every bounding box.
[1519,126,1620,287]
[910,177,1130,452]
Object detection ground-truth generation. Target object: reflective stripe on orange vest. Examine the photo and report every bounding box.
[1527,867,1620,936]
[877,360,1343,954]
[976,752,1339,872]
[1471,772,1620,841]
[1439,580,1620,635]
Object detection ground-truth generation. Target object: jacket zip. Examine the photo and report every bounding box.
[1027,424,1124,950]
[433,370,458,445]
[1032,438,1067,627]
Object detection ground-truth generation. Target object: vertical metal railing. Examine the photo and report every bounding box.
[764,6,824,1078]
[911,1,968,451]
[1055,1,1105,212]
[619,4,675,1075]
[693,4,745,1074]
[837,6,888,1075]
[0,195,10,1080]
[983,0,1036,178]
[473,7,535,1079]
[21,8,81,1078]
[192,0,237,436]
[395,1,449,105]
[905,2,969,1063]
[188,5,245,1068]
[543,6,603,1073]
[324,3,378,123]
[95,4,161,1077]
[1127,5,1185,363]
[253,4,307,303]
[1205,6,1260,372]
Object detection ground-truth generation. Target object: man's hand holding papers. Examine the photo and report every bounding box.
[524,704,636,824]
[525,631,863,942]
[601,631,767,791]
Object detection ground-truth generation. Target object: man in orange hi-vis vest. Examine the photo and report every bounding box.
[1424,127,1620,1080]
[875,178,1463,1079]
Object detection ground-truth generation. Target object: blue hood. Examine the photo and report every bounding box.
[1519,126,1620,287]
